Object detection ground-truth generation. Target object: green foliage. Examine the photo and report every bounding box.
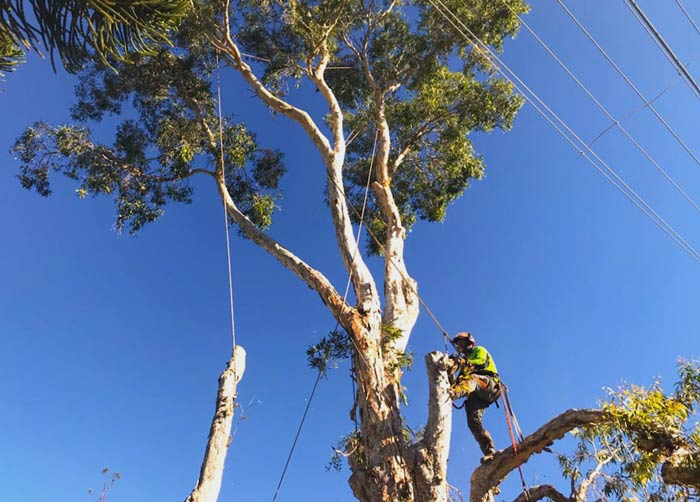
[380,323,404,344]
[232,0,527,254]
[327,430,363,472]
[560,359,700,502]
[380,323,413,374]
[11,14,285,234]
[11,0,528,240]
[0,0,189,75]
[378,324,412,405]
[306,329,353,375]
[0,26,23,80]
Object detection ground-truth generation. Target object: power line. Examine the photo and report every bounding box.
[587,56,698,149]
[555,0,700,171]
[427,0,700,264]
[623,0,700,101]
[675,0,700,37]
[499,1,700,214]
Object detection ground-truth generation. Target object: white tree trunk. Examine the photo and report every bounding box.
[409,352,454,502]
[185,346,246,502]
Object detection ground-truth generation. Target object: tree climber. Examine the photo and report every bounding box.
[449,332,502,462]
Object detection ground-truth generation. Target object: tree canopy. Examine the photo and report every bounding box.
[5,1,700,501]
[11,0,525,242]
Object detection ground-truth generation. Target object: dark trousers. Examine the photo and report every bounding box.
[465,375,500,455]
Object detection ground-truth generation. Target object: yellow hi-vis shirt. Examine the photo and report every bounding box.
[467,346,498,378]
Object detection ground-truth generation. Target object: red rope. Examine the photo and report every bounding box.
[501,388,531,501]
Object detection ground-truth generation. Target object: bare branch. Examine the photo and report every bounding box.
[184,78,358,327]
[215,174,356,328]
[470,409,608,502]
[575,454,611,501]
[185,346,246,502]
[304,34,380,312]
[214,34,333,160]
[513,484,570,502]
[408,352,453,502]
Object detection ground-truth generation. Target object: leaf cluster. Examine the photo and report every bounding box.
[327,430,363,472]
[11,11,285,233]
[0,25,23,79]
[229,0,527,254]
[559,359,700,502]
[306,328,353,375]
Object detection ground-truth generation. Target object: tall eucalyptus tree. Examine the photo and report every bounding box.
[12,1,529,500]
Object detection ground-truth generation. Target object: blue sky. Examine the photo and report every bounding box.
[1,1,699,501]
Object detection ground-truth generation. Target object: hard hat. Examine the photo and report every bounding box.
[453,332,476,349]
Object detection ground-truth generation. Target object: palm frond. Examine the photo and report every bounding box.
[1,0,190,72]
[0,25,24,80]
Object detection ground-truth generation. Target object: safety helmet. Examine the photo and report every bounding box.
[453,332,476,350]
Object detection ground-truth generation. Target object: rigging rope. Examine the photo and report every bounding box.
[215,51,238,355]
[501,385,531,501]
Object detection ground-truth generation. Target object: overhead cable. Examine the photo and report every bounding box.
[427,0,700,264]
[675,0,700,37]
[623,0,700,101]
[499,0,700,214]
[556,0,700,171]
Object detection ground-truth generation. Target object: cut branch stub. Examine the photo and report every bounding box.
[185,346,246,502]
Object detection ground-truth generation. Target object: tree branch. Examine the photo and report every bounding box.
[185,346,246,502]
[470,409,609,502]
[408,351,453,502]
[212,13,333,161]
[391,111,452,172]
[373,93,418,352]
[215,173,356,328]
[344,15,418,349]
[184,84,357,328]
[306,38,379,312]
[513,484,570,502]
[575,454,611,501]
[661,448,700,489]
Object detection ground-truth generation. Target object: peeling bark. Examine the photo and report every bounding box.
[347,314,414,502]
[408,352,453,502]
[185,346,246,502]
